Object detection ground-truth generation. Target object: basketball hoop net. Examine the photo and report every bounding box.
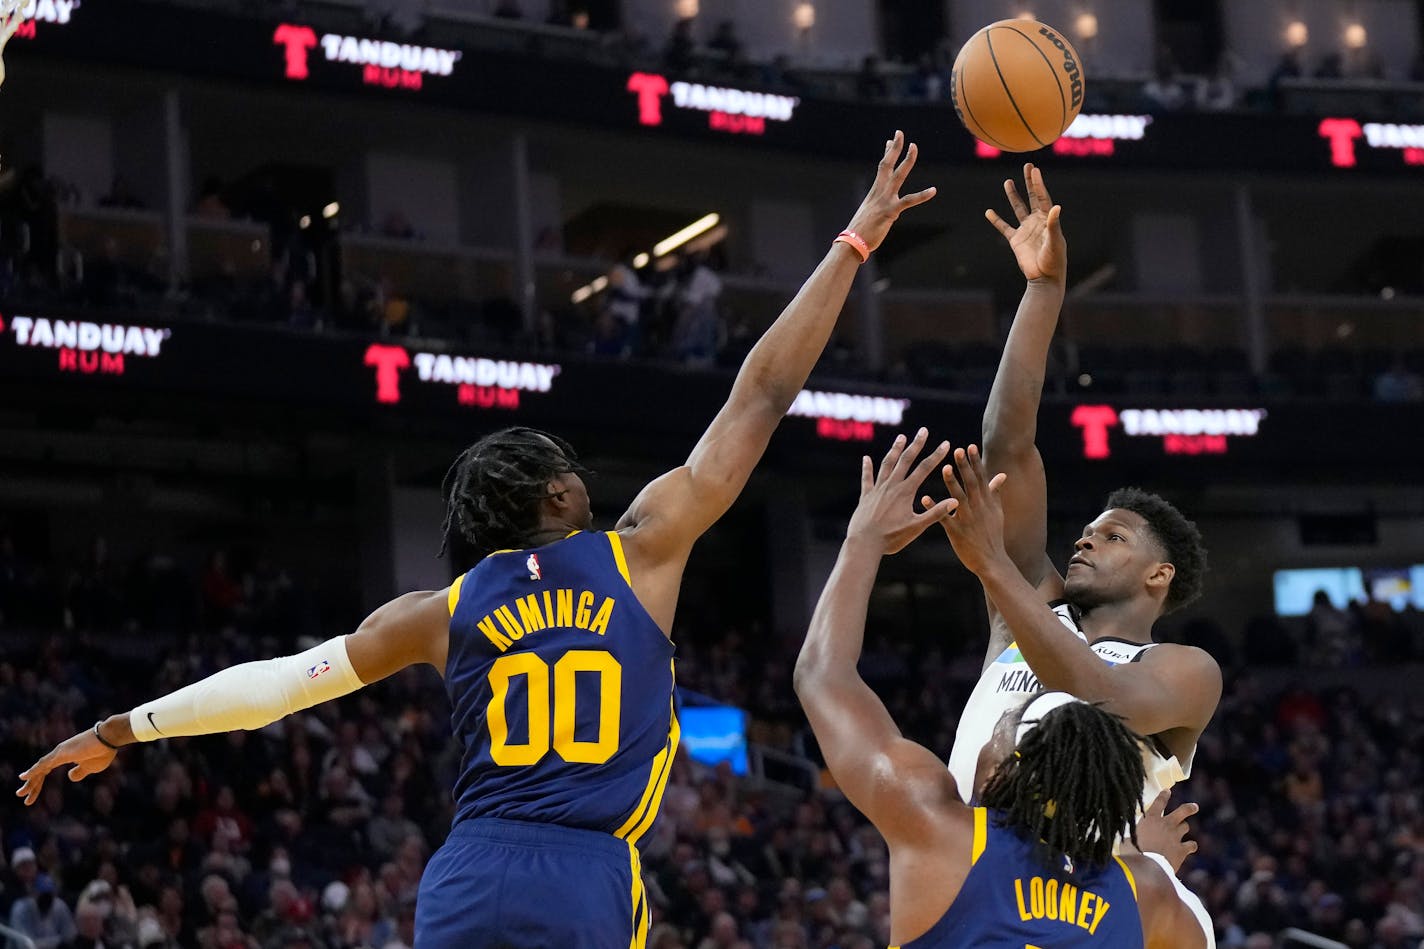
[0,0,32,88]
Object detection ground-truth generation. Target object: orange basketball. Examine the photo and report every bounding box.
[952,19,1085,152]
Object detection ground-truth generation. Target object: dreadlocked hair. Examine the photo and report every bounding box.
[439,427,586,564]
[979,701,1147,873]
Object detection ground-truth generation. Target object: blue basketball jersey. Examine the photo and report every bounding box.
[896,808,1144,948]
[445,531,679,848]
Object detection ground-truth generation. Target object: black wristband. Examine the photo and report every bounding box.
[93,720,120,751]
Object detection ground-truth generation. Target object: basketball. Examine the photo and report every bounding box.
[952,19,1085,152]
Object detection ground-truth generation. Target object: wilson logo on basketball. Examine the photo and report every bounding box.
[362,344,560,410]
[1037,28,1084,111]
[273,23,462,91]
[1070,405,1267,459]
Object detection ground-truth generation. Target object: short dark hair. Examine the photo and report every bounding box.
[979,702,1147,871]
[439,427,585,563]
[1104,486,1207,612]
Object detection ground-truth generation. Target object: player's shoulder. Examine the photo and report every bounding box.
[1138,641,1221,679]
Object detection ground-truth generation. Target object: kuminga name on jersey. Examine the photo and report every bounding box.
[444,530,679,845]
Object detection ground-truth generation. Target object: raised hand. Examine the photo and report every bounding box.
[1132,789,1201,874]
[985,162,1065,285]
[932,444,1010,575]
[16,726,117,806]
[847,428,957,555]
[845,131,938,253]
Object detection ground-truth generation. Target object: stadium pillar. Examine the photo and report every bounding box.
[853,175,886,373]
[511,133,538,335]
[1234,181,1268,377]
[162,89,190,291]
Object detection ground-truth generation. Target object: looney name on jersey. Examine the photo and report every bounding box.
[1013,876,1112,935]
[478,589,615,652]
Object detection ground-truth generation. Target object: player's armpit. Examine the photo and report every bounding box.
[345,588,453,682]
[1101,644,1222,740]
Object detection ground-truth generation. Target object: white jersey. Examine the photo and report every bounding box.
[947,601,1194,809]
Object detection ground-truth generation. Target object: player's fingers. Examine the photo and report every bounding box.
[908,440,952,487]
[68,763,91,782]
[1032,164,1055,209]
[1046,204,1063,234]
[917,497,958,523]
[1146,789,1170,817]
[1165,803,1199,823]
[876,134,897,177]
[984,208,1017,241]
[878,433,907,482]
[941,461,966,504]
[988,472,1008,493]
[860,456,874,497]
[893,428,930,478]
[1004,177,1030,222]
[898,186,937,211]
[892,141,920,187]
[953,447,980,497]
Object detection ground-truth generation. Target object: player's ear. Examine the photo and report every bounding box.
[1145,560,1175,599]
[546,475,572,508]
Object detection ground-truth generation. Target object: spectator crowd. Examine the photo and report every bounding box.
[4,526,1424,948]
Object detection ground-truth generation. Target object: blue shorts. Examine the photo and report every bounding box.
[415,818,648,949]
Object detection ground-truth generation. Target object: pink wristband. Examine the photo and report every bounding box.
[834,229,870,263]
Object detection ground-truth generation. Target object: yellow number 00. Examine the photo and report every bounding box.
[487,650,622,766]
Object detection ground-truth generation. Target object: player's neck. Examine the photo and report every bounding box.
[1076,599,1157,644]
[526,524,581,548]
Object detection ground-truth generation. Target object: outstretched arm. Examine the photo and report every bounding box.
[794,431,962,842]
[618,133,936,629]
[15,589,449,805]
[938,446,1221,739]
[978,165,1068,661]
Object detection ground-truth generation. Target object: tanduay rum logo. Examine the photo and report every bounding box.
[363,344,560,410]
[1070,405,1267,459]
[626,72,800,135]
[2,314,170,376]
[273,23,462,90]
[9,0,78,40]
[788,388,911,442]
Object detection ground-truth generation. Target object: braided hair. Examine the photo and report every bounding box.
[439,427,586,564]
[979,701,1147,872]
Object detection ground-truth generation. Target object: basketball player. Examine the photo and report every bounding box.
[943,164,1221,808]
[794,431,1208,948]
[15,132,938,949]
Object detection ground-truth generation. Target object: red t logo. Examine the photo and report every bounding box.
[274,24,319,81]
[1318,117,1364,169]
[364,344,411,404]
[627,72,671,126]
[1070,405,1119,460]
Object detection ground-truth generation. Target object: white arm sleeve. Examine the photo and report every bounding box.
[129,635,365,742]
[1141,851,1217,949]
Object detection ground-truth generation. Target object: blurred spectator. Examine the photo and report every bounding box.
[194,177,232,220]
[665,17,696,74]
[669,254,723,367]
[9,874,77,949]
[707,20,742,62]
[855,56,887,100]
[1374,357,1424,402]
[1143,65,1188,111]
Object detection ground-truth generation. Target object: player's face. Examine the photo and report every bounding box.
[553,469,594,530]
[1062,508,1163,609]
[972,700,1029,800]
